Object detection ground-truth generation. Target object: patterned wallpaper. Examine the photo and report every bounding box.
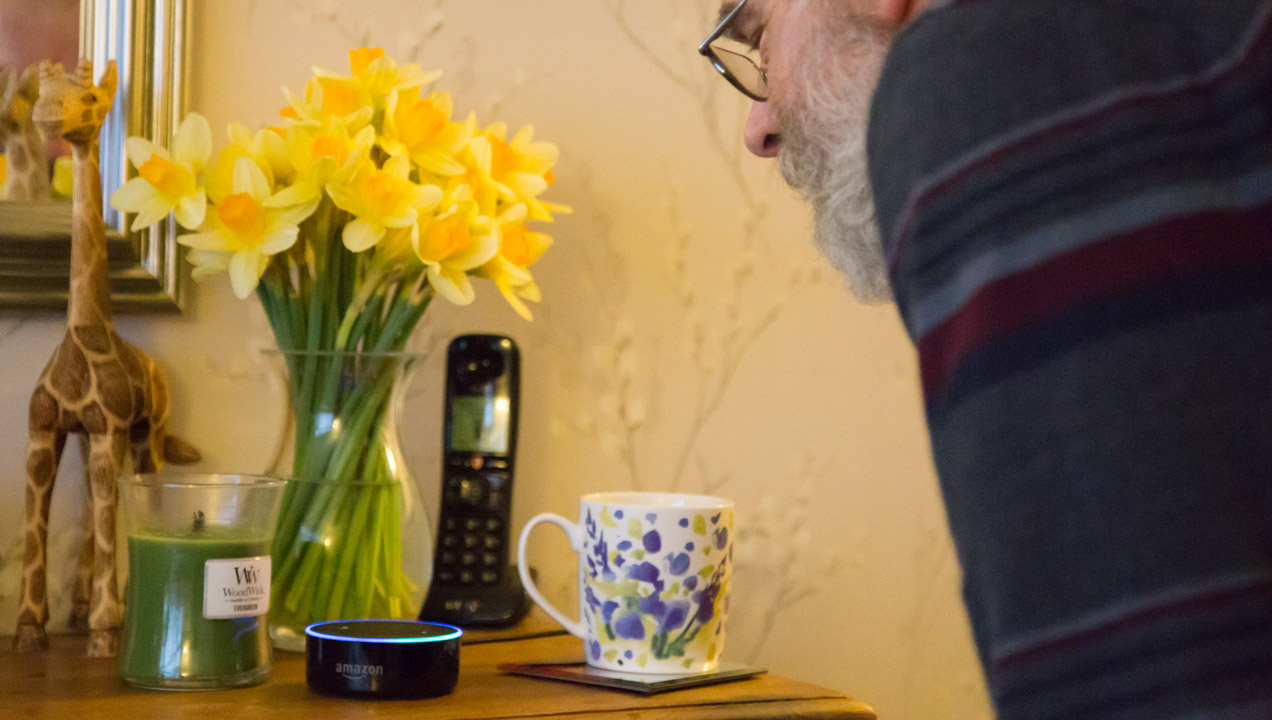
[0,2,991,717]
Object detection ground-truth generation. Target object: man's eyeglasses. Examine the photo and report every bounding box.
[699,0,768,102]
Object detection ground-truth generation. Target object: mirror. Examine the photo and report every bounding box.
[0,0,188,313]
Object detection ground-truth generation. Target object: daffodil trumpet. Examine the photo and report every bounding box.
[109,48,570,635]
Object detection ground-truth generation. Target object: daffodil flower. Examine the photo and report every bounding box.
[504,124,573,221]
[281,76,375,131]
[480,252,541,321]
[206,123,289,204]
[110,112,211,230]
[499,218,554,270]
[375,177,477,265]
[178,157,308,298]
[413,201,499,305]
[373,176,466,262]
[266,118,373,210]
[312,47,441,115]
[483,123,551,196]
[382,89,473,176]
[475,204,551,321]
[245,123,292,187]
[326,151,442,252]
[186,247,230,281]
[454,132,509,216]
[476,123,574,222]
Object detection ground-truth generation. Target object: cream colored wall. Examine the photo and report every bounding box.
[0,1,991,717]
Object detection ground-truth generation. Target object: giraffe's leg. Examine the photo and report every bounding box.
[14,415,67,652]
[84,428,128,658]
[138,358,173,472]
[131,418,161,474]
[69,434,94,632]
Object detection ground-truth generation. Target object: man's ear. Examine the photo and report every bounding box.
[878,0,926,23]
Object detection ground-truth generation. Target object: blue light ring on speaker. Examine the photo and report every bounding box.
[306,619,464,643]
[305,620,463,699]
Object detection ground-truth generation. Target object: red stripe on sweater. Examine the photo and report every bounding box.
[918,199,1272,399]
[992,574,1272,671]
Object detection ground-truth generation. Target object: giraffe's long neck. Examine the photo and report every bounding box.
[2,126,50,201]
[68,140,112,329]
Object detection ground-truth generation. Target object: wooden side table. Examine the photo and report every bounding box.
[2,613,875,719]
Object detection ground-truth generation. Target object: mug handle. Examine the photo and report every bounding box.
[517,513,585,638]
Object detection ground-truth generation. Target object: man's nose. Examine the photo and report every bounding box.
[743,100,780,158]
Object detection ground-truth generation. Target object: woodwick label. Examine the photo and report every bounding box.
[204,556,271,619]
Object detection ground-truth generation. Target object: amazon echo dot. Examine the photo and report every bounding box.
[305,619,462,699]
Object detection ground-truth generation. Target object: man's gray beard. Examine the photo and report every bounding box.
[776,8,894,304]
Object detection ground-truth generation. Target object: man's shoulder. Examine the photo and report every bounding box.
[866,0,1267,243]
[866,0,1272,418]
[866,0,1272,324]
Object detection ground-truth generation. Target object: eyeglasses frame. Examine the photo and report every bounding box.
[698,0,769,102]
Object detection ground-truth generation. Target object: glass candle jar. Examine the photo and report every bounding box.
[118,473,286,690]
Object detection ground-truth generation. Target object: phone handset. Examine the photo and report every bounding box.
[420,334,528,626]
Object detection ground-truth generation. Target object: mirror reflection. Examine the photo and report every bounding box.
[0,0,189,313]
[0,0,79,204]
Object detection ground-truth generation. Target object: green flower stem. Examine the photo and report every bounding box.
[323,370,397,485]
[300,488,351,613]
[386,493,408,617]
[310,489,356,618]
[256,269,293,353]
[354,494,386,618]
[324,462,377,619]
[334,268,386,350]
[280,520,323,613]
[290,252,309,349]
[272,357,342,573]
[371,284,433,355]
[272,481,337,599]
[343,289,386,353]
[351,498,379,618]
[274,469,415,623]
[368,294,414,353]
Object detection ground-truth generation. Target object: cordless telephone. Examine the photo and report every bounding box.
[419,335,528,626]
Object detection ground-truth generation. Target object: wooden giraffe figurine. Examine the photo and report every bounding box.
[0,64,52,201]
[15,58,198,657]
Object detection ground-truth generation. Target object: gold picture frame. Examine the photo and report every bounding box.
[0,0,189,313]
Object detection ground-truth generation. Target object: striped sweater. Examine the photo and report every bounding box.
[867,1,1272,718]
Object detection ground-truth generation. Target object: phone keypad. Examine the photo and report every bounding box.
[436,471,509,587]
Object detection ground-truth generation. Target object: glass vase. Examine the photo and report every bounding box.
[267,351,433,652]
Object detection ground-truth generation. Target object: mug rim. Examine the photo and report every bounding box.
[580,491,733,509]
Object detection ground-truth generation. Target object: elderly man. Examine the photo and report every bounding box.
[701,1,1272,718]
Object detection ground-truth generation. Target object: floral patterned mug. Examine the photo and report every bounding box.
[517,492,733,674]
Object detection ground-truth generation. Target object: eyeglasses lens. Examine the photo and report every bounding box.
[709,42,766,99]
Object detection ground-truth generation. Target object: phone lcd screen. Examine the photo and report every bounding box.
[450,394,510,454]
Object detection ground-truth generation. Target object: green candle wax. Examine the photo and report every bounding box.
[120,532,273,689]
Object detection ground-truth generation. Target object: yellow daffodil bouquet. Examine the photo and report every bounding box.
[110,48,568,639]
